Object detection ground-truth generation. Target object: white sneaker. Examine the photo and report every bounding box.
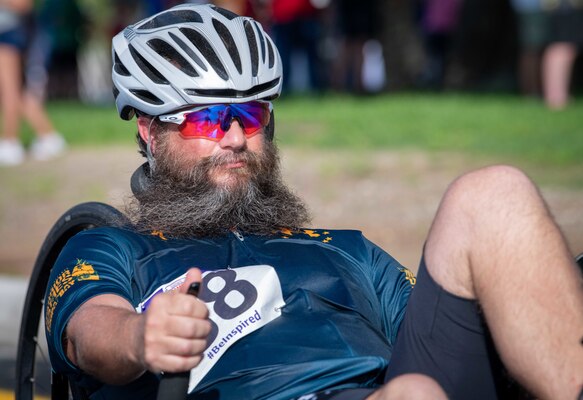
[0,139,25,166]
[30,133,67,161]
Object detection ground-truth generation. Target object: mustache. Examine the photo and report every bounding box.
[202,151,257,169]
[178,149,269,190]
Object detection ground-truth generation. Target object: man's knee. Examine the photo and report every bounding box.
[444,165,540,214]
[425,165,548,297]
[367,374,447,400]
[431,164,550,243]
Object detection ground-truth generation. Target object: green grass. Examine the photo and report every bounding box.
[20,93,583,170]
[274,93,583,168]
[20,101,134,147]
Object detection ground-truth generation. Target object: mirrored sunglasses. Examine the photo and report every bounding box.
[158,101,272,141]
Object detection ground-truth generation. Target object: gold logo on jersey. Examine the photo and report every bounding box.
[45,260,100,334]
[151,230,168,240]
[279,228,293,238]
[277,228,333,243]
[400,267,416,286]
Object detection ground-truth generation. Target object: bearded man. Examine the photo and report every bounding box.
[44,4,583,400]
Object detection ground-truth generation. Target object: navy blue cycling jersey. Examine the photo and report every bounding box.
[45,226,414,400]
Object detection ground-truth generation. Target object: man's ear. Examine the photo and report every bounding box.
[137,116,156,153]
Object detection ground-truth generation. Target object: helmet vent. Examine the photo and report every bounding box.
[130,89,164,105]
[138,10,203,29]
[129,44,169,84]
[112,86,119,98]
[211,6,238,20]
[212,18,242,74]
[243,20,259,77]
[253,21,266,63]
[147,38,199,77]
[185,77,280,98]
[169,32,207,71]
[179,27,228,80]
[113,52,131,76]
[267,39,275,68]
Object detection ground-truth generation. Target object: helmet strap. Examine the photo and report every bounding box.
[146,117,156,173]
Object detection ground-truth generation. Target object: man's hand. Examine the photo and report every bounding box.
[65,268,211,385]
[141,268,211,373]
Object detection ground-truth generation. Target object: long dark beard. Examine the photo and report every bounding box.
[124,140,311,238]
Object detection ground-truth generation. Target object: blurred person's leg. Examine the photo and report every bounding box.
[542,42,577,109]
[332,35,383,94]
[0,43,25,165]
[518,49,541,97]
[21,91,54,135]
[21,91,66,161]
[272,22,293,94]
[0,44,22,141]
[515,10,549,97]
[330,36,348,92]
[420,33,449,90]
[542,7,583,110]
[300,17,324,92]
[387,165,583,398]
[20,20,66,161]
[343,38,365,93]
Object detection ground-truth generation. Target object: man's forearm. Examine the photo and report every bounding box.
[66,299,147,385]
[64,275,209,385]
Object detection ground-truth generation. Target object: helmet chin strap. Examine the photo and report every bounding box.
[146,117,157,173]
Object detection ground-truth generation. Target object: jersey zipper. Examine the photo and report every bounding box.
[231,229,245,242]
[230,229,262,265]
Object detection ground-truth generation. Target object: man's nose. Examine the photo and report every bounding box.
[219,119,247,150]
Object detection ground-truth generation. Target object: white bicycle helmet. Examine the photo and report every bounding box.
[112,3,283,120]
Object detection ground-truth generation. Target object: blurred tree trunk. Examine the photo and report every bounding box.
[378,0,425,90]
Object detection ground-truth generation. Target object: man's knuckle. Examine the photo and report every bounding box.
[192,338,207,354]
[149,294,166,309]
[179,298,196,315]
[197,302,210,318]
[143,350,160,371]
[190,355,203,368]
[179,340,194,356]
[199,320,212,337]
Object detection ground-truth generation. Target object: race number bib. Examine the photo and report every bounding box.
[136,265,285,392]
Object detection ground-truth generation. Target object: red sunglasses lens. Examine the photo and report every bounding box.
[179,102,270,140]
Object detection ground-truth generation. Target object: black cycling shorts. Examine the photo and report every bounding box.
[384,257,507,399]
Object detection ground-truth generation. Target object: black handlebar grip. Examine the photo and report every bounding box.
[156,371,190,400]
[156,282,201,400]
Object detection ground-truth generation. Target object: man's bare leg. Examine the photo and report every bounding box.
[424,165,583,399]
[367,374,447,400]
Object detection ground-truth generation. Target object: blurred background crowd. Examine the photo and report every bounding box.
[3,0,583,109]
